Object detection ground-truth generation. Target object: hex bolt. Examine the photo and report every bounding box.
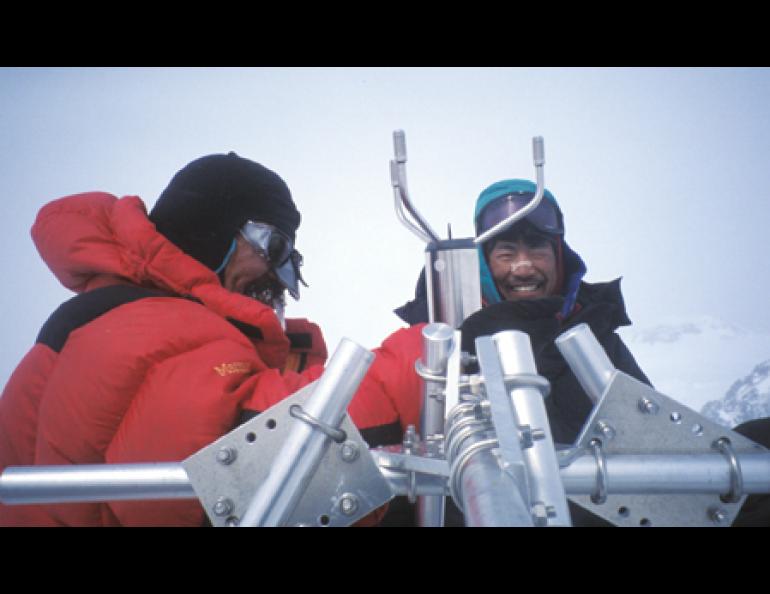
[531,502,556,526]
[339,493,359,516]
[474,400,491,421]
[594,420,616,441]
[402,425,418,453]
[709,506,729,525]
[519,425,545,449]
[638,397,660,415]
[213,497,235,517]
[216,447,238,465]
[339,440,360,463]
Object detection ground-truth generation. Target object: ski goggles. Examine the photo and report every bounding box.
[240,220,306,299]
[476,191,564,238]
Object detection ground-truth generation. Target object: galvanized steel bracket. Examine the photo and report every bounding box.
[182,382,394,527]
[569,372,765,527]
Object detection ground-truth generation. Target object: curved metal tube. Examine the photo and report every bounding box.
[392,181,433,243]
[474,136,546,245]
[390,130,440,243]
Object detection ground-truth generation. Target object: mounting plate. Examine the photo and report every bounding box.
[182,383,394,527]
[569,372,765,527]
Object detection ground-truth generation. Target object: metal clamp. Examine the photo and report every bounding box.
[414,360,473,391]
[448,438,499,511]
[589,439,608,505]
[502,373,552,399]
[713,437,744,503]
[415,360,448,383]
[288,405,347,444]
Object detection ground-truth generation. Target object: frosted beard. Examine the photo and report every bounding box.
[245,279,287,330]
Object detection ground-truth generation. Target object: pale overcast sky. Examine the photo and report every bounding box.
[1,67,769,388]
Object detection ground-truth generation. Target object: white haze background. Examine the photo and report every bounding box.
[1,67,769,422]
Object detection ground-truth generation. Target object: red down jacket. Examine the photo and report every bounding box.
[0,192,330,526]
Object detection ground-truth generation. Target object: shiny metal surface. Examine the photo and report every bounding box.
[239,339,374,527]
[0,463,193,504]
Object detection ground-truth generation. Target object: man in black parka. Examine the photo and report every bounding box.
[397,179,648,446]
[393,178,768,526]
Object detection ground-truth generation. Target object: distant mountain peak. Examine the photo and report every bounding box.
[701,358,770,428]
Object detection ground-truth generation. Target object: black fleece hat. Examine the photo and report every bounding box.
[149,152,301,271]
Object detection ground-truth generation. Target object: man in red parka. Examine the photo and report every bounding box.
[0,152,330,526]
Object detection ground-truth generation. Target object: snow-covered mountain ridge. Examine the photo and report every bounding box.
[701,359,770,427]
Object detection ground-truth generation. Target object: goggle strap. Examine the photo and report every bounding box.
[214,238,238,274]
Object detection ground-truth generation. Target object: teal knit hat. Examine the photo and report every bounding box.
[474,179,585,317]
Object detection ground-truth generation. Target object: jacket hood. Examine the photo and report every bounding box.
[31,191,291,367]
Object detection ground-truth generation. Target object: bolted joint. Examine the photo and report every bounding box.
[473,400,492,421]
[531,502,558,526]
[402,425,418,453]
[708,506,729,525]
[468,374,484,396]
[519,425,546,449]
[216,447,238,465]
[213,497,235,517]
[339,440,360,463]
[638,397,660,415]
[593,420,616,441]
[339,493,359,516]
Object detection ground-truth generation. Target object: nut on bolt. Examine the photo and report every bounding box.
[213,497,235,517]
[531,502,557,526]
[216,447,237,465]
[709,506,729,525]
[594,420,616,441]
[638,397,660,415]
[339,493,359,516]
[402,425,418,453]
[519,425,546,449]
[339,440,360,463]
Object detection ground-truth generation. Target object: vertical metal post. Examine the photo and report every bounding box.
[493,330,572,526]
[239,339,374,527]
[417,323,454,527]
[424,240,482,328]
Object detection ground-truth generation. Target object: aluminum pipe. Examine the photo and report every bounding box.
[555,323,617,404]
[239,338,374,527]
[0,463,193,504]
[560,452,770,495]
[493,330,572,526]
[417,323,454,527]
